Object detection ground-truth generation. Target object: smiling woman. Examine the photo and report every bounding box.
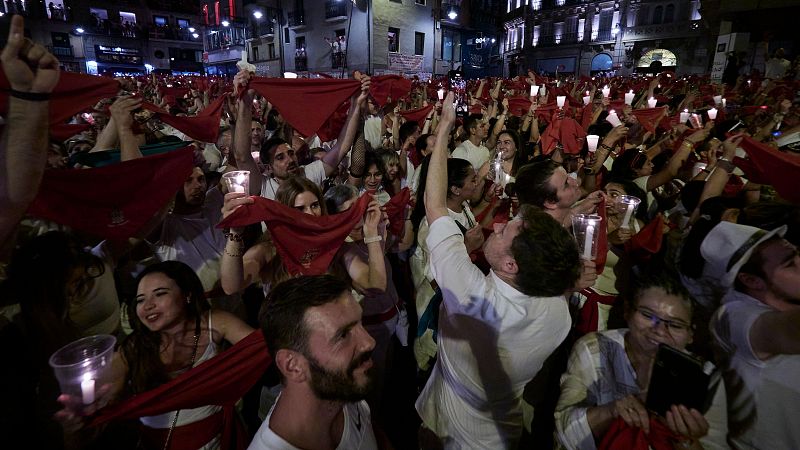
[554,272,729,450]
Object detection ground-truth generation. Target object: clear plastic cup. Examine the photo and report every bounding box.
[222,170,250,194]
[49,335,116,413]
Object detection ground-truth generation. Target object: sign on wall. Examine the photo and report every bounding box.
[388,53,424,72]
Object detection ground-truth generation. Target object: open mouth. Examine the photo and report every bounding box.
[145,313,160,322]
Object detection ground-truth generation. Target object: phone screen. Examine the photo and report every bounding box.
[448,70,468,118]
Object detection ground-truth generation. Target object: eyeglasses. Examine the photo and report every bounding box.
[636,308,691,332]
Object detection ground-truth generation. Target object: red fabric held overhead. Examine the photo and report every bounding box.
[27,146,195,240]
[739,136,800,204]
[384,187,411,237]
[217,193,372,275]
[141,94,227,143]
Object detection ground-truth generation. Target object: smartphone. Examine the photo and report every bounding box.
[645,344,712,417]
[448,69,468,118]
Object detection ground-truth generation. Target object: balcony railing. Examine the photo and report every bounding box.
[558,32,578,44]
[325,0,347,21]
[252,22,275,38]
[288,11,306,28]
[87,19,142,38]
[148,26,199,42]
[331,51,346,69]
[596,29,613,41]
[46,45,74,58]
[295,55,308,71]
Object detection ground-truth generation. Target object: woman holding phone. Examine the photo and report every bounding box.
[554,273,728,450]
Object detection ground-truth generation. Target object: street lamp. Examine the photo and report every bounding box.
[75,27,85,34]
[447,5,458,20]
[192,33,199,39]
[253,11,263,19]
[188,27,196,32]
[221,20,230,27]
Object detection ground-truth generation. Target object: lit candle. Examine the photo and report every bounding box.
[81,374,95,405]
[707,107,718,120]
[437,88,444,100]
[621,203,635,229]
[601,85,610,98]
[583,95,591,105]
[583,225,595,259]
[680,109,690,124]
[539,85,546,97]
[722,98,727,108]
[586,135,600,152]
[747,79,751,86]
[648,97,657,108]
[530,85,538,97]
[624,89,635,105]
[494,152,502,184]
[557,95,566,108]
[606,110,622,127]
[501,172,511,188]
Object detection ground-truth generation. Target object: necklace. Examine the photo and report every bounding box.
[161,316,202,450]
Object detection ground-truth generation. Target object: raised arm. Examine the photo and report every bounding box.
[0,15,59,248]
[345,200,387,292]
[321,75,369,177]
[109,96,144,161]
[647,123,711,191]
[425,92,455,223]
[231,70,264,195]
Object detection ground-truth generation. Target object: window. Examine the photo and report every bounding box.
[388,27,400,53]
[154,16,168,26]
[652,6,663,24]
[415,0,425,4]
[414,32,425,55]
[442,28,461,61]
[295,36,306,51]
[336,29,346,39]
[253,46,259,61]
[268,43,275,59]
[177,19,190,28]
[46,0,67,20]
[664,4,674,23]
[284,27,290,44]
[119,11,137,25]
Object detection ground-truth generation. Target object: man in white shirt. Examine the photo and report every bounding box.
[702,221,800,449]
[249,275,379,450]
[417,92,582,448]
[451,114,490,171]
[231,70,369,200]
[764,48,790,80]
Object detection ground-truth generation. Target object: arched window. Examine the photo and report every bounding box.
[591,53,613,72]
[664,4,674,23]
[652,5,663,24]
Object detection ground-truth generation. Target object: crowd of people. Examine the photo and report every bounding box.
[1,13,799,450]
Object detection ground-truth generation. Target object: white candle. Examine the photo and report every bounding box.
[557,95,566,108]
[437,88,444,100]
[586,135,600,152]
[501,172,511,188]
[648,97,657,108]
[494,153,502,184]
[707,107,718,120]
[713,95,722,105]
[583,95,591,105]
[624,90,635,105]
[621,203,634,229]
[583,225,595,259]
[601,85,610,98]
[722,98,726,108]
[81,377,95,405]
[539,86,546,97]
[680,109,690,124]
[530,85,538,97]
[606,110,622,127]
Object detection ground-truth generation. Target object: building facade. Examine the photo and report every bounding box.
[501,0,706,78]
[10,0,204,75]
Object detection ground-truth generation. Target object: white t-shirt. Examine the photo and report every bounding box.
[764,57,790,79]
[416,216,571,448]
[711,290,800,449]
[452,139,490,172]
[155,187,226,292]
[259,159,327,200]
[248,398,377,450]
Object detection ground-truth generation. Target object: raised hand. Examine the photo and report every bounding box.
[109,96,142,130]
[1,15,59,94]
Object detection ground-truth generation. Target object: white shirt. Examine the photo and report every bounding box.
[155,188,226,292]
[452,139,490,171]
[248,397,377,450]
[764,57,790,79]
[416,216,571,448]
[711,290,800,449]
[259,159,327,200]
